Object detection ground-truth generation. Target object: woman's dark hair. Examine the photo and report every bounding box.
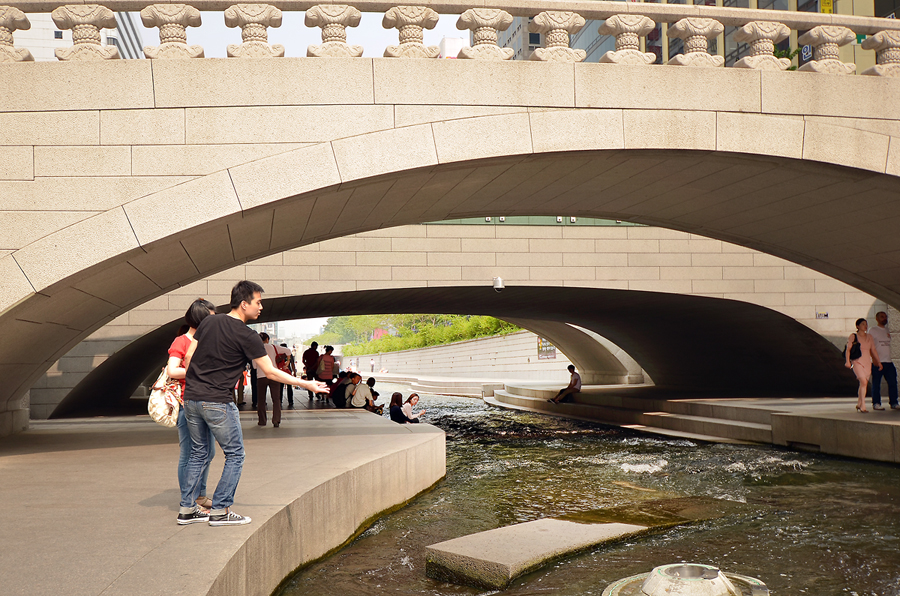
[856,318,867,329]
[366,377,376,387]
[185,298,216,329]
[404,393,419,405]
[230,280,264,309]
[390,392,403,408]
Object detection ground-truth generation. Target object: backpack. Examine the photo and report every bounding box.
[275,351,291,373]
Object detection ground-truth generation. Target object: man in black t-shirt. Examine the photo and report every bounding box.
[176,280,330,527]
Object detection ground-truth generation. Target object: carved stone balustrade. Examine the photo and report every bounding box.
[733,21,791,70]
[224,4,283,57]
[306,4,362,57]
[797,25,855,74]
[529,11,586,62]
[861,30,900,77]
[141,4,204,59]
[51,5,118,60]
[597,14,656,65]
[0,6,32,62]
[456,8,513,60]
[382,5,439,58]
[667,18,724,67]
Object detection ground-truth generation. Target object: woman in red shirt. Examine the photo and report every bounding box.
[167,298,217,510]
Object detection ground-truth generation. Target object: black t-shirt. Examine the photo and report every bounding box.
[184,314,267,403]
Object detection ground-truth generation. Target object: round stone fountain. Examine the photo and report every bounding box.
[602,563,768,596]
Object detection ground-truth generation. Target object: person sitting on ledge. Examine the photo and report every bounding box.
[389,392,416,424]
[402,393,425,423]
[548,365,581,404]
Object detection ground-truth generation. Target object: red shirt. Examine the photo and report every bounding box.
[168,334,192,392]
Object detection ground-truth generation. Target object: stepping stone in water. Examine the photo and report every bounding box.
[425,496,750,590]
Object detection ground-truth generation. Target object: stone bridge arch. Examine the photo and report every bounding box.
[1,58,899,435]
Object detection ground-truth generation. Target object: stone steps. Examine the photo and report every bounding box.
[490,389,773,444]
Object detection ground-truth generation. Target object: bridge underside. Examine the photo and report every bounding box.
[2,59,899,434]
[51,286,856,418]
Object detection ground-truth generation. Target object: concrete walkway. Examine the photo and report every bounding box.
[0,407,445,596]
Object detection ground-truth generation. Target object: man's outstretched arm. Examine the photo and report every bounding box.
[254,356,329,393]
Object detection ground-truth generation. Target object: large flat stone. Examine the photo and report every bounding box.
[426,518,647,590]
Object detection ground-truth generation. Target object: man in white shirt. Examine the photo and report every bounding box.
[548,365,582,404]
[349,374,375,409]
[869,311,898,410]
[253,333,293,426]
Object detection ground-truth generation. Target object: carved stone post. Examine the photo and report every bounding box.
[529,11,586,62]
[382,6,440,58]
[305,5,363,57]
[667,18,724,67]
[597,14,656,65]
[51,5,119,61]
[225,4,283,57]
[797,26,855,74]
[456,8,513,60]
[141,4,204,59]
[861,30,900,78]
[0,6,32,62]
[733,21,791,70]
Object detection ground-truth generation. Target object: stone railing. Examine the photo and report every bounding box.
[0,1,898,76]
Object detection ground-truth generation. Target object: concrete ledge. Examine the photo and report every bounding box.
[0,411,445,596]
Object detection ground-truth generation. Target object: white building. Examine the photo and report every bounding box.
[438,36,468,59]
[17,12,143,61]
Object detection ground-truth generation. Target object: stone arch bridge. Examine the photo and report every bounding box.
[1,0,899,436]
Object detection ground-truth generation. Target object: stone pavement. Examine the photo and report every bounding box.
[0,407,445,596]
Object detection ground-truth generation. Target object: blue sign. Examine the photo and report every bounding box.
[801,44,813,62]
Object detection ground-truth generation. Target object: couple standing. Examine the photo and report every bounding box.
[845,311,897,413]
[175,281,328,526]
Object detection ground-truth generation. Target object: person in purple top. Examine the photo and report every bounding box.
[176,280,329,527]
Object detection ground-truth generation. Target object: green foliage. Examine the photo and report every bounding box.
[773,46,801,71]
[313,314,520,356]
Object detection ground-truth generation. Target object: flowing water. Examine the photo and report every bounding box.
[279,389,900,596]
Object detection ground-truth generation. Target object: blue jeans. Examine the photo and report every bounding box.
[180,400,245,514]
[872,362,898,407]
[176,407,214,499]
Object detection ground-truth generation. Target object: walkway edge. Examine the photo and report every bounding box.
[208,428,445,596]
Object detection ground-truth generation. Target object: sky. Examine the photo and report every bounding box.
[137,12,468,334]
[137,11,468,58]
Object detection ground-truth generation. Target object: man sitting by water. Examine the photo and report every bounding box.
[548,365,581,404]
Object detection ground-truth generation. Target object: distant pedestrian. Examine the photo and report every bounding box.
[316,346,336,400]
[252,333,292,427]
[370,358,375,372]
[279,343,296,408]
[869,311,898,410]
[302,342,320,401]
[548,365,581,404]
[176,280,328,527]
[845,318,882,413]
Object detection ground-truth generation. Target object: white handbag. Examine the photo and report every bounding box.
[148,367,181,427]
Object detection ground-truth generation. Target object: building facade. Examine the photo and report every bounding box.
[17,12,143,61]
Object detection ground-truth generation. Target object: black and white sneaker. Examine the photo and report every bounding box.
[209,510,252,526]
[176,509,210,525]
